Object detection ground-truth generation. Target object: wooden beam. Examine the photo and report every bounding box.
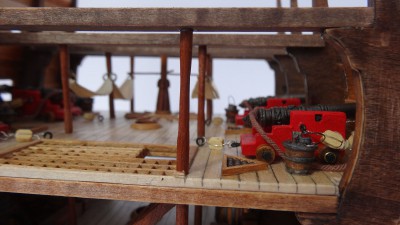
[176,204,188,225]
[289,45,347,105]
[197,45,206,138]
[69,46,287,59]
[268,60,288,96]
[129,55,134,113]
[0,32,325,47]
[0,0,28,7]
[156,54,170,114]
[315,1,400,224]
[206,54,213,121]
[274,55,306,96]
[0,7,374,32]
[194,206,202,225]
[176,29,193,175]
[105,52,115,119]
[59,45,73,133]
[0,176,339,213]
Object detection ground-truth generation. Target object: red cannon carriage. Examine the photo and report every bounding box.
[240,110,347,164]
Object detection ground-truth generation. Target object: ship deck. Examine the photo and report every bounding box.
[0,113,341,213]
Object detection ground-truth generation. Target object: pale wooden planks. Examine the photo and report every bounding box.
[0,7,374,32]
[1,115,342,196]
[202,147,223,189]
[0,175,339,213]
[186,146,210,188]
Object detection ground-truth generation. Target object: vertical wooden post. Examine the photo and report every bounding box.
[59,45,73,134]
[197,46,207,138]
[267,60,288,96]
[195,46,207,225]
[176,205,189,225]
[206,54,213,121]
[312,0,328,7]
[194,205,202,225]
[129,55,135,113]
[67,197,77,225]
[176,28,193,225]
[156,54,171,114]
[33,0,44,7]
[177,29,193,174]
[106,52,115,119]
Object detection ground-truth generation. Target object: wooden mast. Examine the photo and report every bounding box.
[129,55,134,113]
[176,28,193,225]
[156,54,171,114]
[105,52,115,119]
[59,45,73,133]
[197,46,207,138]
[206,54,213,121]
[194,45,207,225]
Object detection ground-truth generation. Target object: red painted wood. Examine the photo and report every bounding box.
[176,205,189,225]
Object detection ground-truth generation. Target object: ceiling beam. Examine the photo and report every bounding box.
[0,7,374,32]
[69,45,287,59]
[0,32,325,47]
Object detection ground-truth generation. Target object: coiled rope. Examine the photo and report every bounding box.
[248,107,347,172]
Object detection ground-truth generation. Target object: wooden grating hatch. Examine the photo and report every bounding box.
[0,139,179,176]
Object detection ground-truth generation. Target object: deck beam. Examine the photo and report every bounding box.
[0,33,325,48]
[69,46,287,59]
[0,7,374,32]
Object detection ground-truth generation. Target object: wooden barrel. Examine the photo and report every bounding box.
[283,136,317,175]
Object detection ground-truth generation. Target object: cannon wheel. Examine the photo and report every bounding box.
[256,144,275,164]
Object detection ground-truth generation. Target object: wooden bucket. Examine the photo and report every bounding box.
[225,104,238,124]
[283,136,317,175]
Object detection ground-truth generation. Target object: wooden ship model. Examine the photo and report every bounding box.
[0,0,399,225]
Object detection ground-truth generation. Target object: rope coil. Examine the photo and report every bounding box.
[248,107,347,172]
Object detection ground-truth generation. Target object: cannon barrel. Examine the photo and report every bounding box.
[239,97,269,108]
[243,103,356,127]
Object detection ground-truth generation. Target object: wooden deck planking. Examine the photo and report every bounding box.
[234,133,261,191]
[271,162,297,193]
[310,171,337,195]
[257,165,279,192]
[0,115,342,203]
[186,146,210,188]
[220,134,240,190]
[291,174,317,195]
[323,171,343,195]
[202,148,223,189]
